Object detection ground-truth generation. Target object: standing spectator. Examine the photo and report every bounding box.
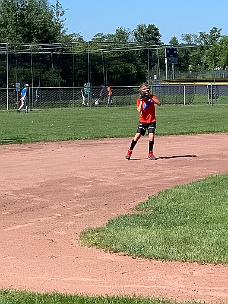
[99,84,106,104]
[81,83,88,106]
[125,83,161,160]
[107,84,113,104]
[17,84,29,113]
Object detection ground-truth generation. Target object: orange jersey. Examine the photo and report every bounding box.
[107,86,112,95]
[137,94,158,123]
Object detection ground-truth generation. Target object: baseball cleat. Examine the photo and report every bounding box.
[125,149,132,160]
[148,152,156,160]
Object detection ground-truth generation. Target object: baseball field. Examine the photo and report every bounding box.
[1,104,228,303]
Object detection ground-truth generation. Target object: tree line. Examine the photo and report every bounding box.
[0,0,228,86]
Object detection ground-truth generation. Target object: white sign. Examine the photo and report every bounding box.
[15,83,20,92]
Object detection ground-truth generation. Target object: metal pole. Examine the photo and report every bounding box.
[183,85,186,105]
[156,46,160,80]
[165,48,168,80]
[172,63,175,79]
[72,52,75,107]
[87,41,91,108]
[210,83,213,106]
[6,43,9,110]
[102,51,106,85]
[147,47,150,84]
[30,50,33,110]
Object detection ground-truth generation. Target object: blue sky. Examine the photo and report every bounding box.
[49,0,228,44]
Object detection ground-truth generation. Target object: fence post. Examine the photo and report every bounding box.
[6,43,9,110]
[183,85,186,105]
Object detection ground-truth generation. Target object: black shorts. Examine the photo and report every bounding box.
[136,122,156,136]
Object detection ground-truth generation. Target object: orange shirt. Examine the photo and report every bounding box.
[137,94,159,123]
[107,86,112,95]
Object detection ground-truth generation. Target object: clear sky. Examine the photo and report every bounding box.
[49,0,228,44]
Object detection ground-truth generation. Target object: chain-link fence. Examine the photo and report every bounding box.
[1,84,228,110]
[2,42,228,89]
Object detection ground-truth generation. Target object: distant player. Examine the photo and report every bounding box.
[126,83,161,160]
[81,83,88,106]
[107,84,113,104]
[17,84,29,113]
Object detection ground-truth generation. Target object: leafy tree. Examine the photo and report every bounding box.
[181,33,198,45]
[89,27,143,85]
[178,27,223,73]
[133,23,161,44]
[217,35,228,69]
[0,0,66,43]
[197,27,222,46]
[169,36,179,45]
[113,27,133,43]
[132,24,162,82]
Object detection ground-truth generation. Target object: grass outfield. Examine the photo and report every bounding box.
[1,105,228,304]
[0,104,228,145]
[80,174,228,265]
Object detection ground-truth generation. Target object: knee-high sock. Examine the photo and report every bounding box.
[129,139,137,150]
[149,140,154,152]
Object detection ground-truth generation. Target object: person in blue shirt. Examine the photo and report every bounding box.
[17,84,29,113]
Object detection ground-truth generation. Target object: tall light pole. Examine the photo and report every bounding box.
[165,48,168,80]
[87,41,91,107]
[147,47,150,84]
[6,43,9,110]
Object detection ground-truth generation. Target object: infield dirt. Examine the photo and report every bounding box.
[1,134,228,303]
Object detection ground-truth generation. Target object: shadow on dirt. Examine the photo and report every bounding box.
[128,154,197,161]
[158,154,197,159]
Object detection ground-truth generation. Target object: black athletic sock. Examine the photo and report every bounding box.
[129,139,137,150]
[149,140,154,152]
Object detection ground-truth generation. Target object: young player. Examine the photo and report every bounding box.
[81,83,88,106]
[17,84,29,113]
[107,84,113,104]
[126,83,161,160]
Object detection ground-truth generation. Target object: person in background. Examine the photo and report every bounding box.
[17,83,29,113]
[81,83,88,106]
[98,84,106,104]
[107,84,113,104]
[125,83,161,160]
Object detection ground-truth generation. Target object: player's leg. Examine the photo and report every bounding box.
[148,122,156,160]
[82,94,85,105]
[17,99,24,112]
[25,98,29,113]
[125,123,145,160]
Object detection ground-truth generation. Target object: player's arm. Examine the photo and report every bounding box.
[152,95,161,106]
[137,99,143,112]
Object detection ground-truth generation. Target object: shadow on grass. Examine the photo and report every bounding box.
[1,138,24,144]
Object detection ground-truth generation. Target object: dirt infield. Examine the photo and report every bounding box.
[1,134,228,303]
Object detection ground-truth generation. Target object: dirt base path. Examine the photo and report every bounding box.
[1,134,228,303]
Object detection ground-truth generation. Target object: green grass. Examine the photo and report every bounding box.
[193,94,228,105]
[1,105,228,303]
[80,174,228,265]
[0,104,228,145]
[0,289,206,304]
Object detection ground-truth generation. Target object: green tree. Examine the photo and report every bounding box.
[133,23,161,44]
[197,27,222,46]
[179,27,223,73]
[181,33,198,44]
[169,36,179,45]
[89,27,143,85]
[0,0,66,43]
[217,35,228,69]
